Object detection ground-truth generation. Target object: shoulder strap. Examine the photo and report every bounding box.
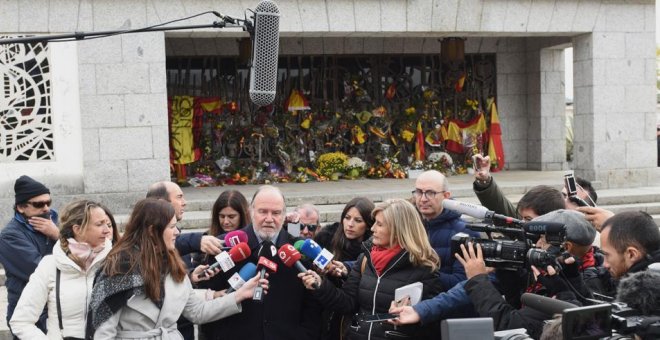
[56,268,63,332]
[360,256,367,274]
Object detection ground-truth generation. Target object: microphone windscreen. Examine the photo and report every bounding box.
[228,242,251,262]
[442,200,489,219]
[224,230,248,247]
[237,262,258,281]
[277,244,302,268]
[249,0,280,106]
[521,293,577,316]
[616,270,660,315]
[299,239,322,259]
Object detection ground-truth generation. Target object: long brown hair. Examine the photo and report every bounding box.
[209,190,250,236]
[58,200,103,269]
[331,197,374,260]
[102,198,186,302]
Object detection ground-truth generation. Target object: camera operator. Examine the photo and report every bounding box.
[597,211,660,297]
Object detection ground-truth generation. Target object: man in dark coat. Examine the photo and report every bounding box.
[413,170,480,289]
[200,185,321,340]
[0,175,59,338]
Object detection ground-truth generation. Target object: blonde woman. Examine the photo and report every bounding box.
[298,198,443,340]
[10,200,113,339]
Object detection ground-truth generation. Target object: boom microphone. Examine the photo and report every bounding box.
[521,293,577,316]
[248,0,280,106]
[198,242,251,278]
[278,244,318,289]
[442,200,524,227]
[226,262,258,293]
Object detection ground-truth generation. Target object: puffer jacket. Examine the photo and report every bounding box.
[312,245,443,340]
[0,211,58,332]
[424,208,479,289]
[9,238,111,339]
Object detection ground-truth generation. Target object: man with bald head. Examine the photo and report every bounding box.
[414,170,479,289]
[201,185,321,340]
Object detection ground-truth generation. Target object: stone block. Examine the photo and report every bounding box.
[605,168,648,189]
[276,0,303,32]
[605,59,645,86]
[502,0,530,32]
[0,0,18,31]
[78,64,96,95]
[83,160,128,194]
[541,139,566,163]
[593,142,626,170]
[591,59,608,87]
[382,0,407,32]
[644,4,655,32]
[81,128,100,162]
[77,35,122,64]
[574,141,594,171]
[572,34,592,62]
[323,38,344,54]
[192,38,218,56]
[382,38,404,54]
[496,53,525,74]
[509,73,528,96]
[344,37,364,54]
[354,1,381,32]
[327,0,355,32]
[406,0,433,32]
[526,140,542,164]
[479,38,499,53]
[151,125,170,159]
[497,74,508,96]
[548,1,578,32]
[591,33,625,60]
[125,94,168,127]
[96,63,150,95]
[99,127,153,160]
[167,39,194,57]
[215,39,239,56]
[605,113,645,143]
[572,0,600,32]
[149,62,167,94]
[601,4,645,33]
[541,116,564,140]
[645,58,657,85]
[455,0,482,32]
[145,0,185,25]
[363,38,384,54]
[542,72,563,95]
[299,0,329,32]
[573,86,593,116]
[128,159,170,191]
[502,142,527,164]
[572,60,592,87]
[421,38,442,54]
[122,32,166,63]
[403,38,424,54]
[625,32,655,59]
[431,0,458,31]
[623,85,656,114]
[526,0,554,32]
[647,167,660,186]
[18,0,48,32]
[48,0,82,32]
[543,162,565,171]
[464,38,481,54]
[92,1,147,31]
[79,94,126,128]
[479,0,506,32]
[302,38,323,54]
[280,38,303,55]
[645,112,658,139]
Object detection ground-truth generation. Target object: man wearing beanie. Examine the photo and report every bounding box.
[0,175,59,337]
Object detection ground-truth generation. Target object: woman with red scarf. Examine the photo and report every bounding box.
[298,199,444,340]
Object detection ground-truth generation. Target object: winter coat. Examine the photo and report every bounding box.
[9,239,111,339]
[424,208,479,289]
[197,225,322,340]
[93,274,242,340]
[0,211,58,331]
[312,246,443,340]
[473,178,518,218]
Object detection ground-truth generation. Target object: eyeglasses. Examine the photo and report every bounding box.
[300,224,318,232]
[26,200,52,209]
[411,189,445,200]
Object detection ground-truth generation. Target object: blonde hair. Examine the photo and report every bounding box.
[372,199,440,272]
[58,200,104,269]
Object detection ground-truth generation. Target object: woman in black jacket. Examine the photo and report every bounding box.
[299,199,443,340]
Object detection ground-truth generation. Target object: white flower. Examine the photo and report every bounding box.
[427,152,453,165]
[347,157,366,169]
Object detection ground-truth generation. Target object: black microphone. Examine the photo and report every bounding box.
[521,293,577,316]
[522,221,566,235]
[616,269,660,315]
[442,200,524,227]
[253,240,278,301]
[248,0,280,106]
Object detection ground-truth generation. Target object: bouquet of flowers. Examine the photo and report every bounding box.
[425,152,454,175]
[345,157,367,179]
[316,152,348,179]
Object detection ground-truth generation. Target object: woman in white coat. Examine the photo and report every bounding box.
[10,199,113,339]
[89,198,267,340]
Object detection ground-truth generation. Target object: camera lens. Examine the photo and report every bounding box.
[527,248,556,268]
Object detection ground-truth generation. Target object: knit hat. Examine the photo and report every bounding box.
[533,209,596,246]
[14,175,50,205]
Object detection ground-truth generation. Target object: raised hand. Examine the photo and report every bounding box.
[472,154,491,182]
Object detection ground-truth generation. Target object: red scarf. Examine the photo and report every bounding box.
[579,247,596,270]
[370,244,403,276]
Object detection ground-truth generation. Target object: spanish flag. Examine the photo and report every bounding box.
[487,98,505,172]
[445,113,487,153]
[455,72,466,93]
[415,121,425,161]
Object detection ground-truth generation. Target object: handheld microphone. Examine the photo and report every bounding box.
[198,242,251,278]
[521,293,577,316]
[248,0,280,106]
[278,244,318,289]
[293,239,306,258]
[226,262,258,293]
[224,230,248,247]
[299,239,334,270]
[253,241,278,301]
[522,221,566,235]
[442,200,524,227]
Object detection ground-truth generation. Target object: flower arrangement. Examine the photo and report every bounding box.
[345,157,367,179]
[316,152,348,178]
[425,152,454,174]
[367,157,406,179]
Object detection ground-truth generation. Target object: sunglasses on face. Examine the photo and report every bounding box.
[26,200,52,209]
[300,224,318,232]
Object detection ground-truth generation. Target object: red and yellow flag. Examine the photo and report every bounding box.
[445,113,487,153]
[414,121,425,161]
[487,99,505,172]
[455,72,466,93]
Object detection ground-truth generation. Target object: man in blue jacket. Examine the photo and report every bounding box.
[413,170,480,289]
[0,175,59,338]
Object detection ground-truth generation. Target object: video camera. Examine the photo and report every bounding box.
[561,302,660,339]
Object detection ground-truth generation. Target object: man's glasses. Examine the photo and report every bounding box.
[411,189,445,200]
[26,200,52,209]
[300,224,318,232]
